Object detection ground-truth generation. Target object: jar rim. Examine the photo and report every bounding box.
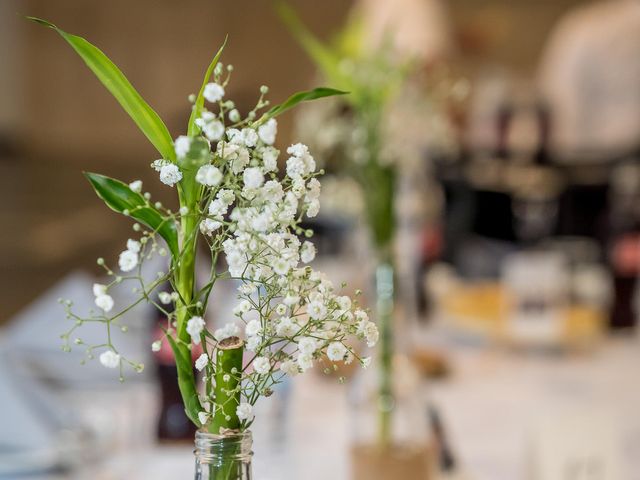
[196,429,252,441]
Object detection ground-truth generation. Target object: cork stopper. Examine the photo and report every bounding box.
[218,336,243,350]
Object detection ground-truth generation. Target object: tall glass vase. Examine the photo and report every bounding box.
[194,430,253,480]
[349,254,434,480]
[375,260,395,447]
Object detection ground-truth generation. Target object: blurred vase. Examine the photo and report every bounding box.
[349,354,434,480]
[194,430,253,480]
[349,257,434,480]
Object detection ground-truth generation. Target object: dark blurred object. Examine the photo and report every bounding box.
[607,161,640,330]
[556,182,609,242]
[432,92,640,334]
[300,217,352,257]
[428,405,456,473]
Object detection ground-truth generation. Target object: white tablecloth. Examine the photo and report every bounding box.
[12,334,640,480]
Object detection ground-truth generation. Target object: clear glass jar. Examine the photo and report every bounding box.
[194,430,253,480]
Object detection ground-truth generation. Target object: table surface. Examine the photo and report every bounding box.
[18,331,640,480]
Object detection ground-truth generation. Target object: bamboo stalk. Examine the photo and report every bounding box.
[211,336,244,433]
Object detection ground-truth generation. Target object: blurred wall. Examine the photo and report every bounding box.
[1,0,352,323]
[449,0,586,74]
[0,0,591,322]
[20,0,351,160]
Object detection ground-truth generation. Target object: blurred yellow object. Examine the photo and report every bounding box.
[440,282,605,350]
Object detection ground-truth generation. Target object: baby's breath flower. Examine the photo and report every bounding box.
[279,359,299,376]
[242,128,258,148]
[297,352,314,372]
[95,294,114,312]
[92,283,107,297]
[158,292,172,305]
[203,82,225,103]
[195,353,208,371]
[214,322,240,341]
[258,119,277,145]
[200,219,222,236]
[276,317,297,337]
[306,199,320,218]
[245,319,261,337]
[99,350,120,369]
[300,241,316,263]
[252,356,270,375]
[232,300,251,316]
[203,120,225,141]
[118,250,138,272]
[126,239,141,253]
[159,164,183,186]
[228,109,241,123]
[151,159,168,172]
[174,135,191,158]
[186,316,205,344]
[297,337,318,355]
[327,342,347,362]
[128,180,143,193]
[243,167,264,190]
[236,402,253,421]
[198,411,210,425]
[307,299,326,320]
[196,165,223,187]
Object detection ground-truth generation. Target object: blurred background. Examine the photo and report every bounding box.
[1,0,639,479]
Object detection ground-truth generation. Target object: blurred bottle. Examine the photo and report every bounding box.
[607,161,640,331]
[151,293,197,442]
[502,251,569,347]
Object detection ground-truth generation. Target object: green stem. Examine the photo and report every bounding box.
[172,209,203,425]
[211,336,244,434]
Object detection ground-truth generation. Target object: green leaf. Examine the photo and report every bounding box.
[276,3,347,86]
[187,37,228,137]
[166,334,203,426]
[84,172,179,259]
[255,87,348,125]
[27,17,175,161]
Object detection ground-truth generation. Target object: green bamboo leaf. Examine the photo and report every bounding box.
[84,172,179,258]
[27,17,175,161]
[187,37,228,137]
[255,87,347,126]
[166,334,203,426]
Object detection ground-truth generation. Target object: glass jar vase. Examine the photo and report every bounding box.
[194,430,253,480]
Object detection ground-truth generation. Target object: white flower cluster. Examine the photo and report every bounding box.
[93,283,113,313]
[118,239,140,272]
[171,80,378,426]
[61,65,377,432]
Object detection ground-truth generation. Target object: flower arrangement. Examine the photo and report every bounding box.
[278,4,410,449]
[279,3,410,255]
[30,17,378,439]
